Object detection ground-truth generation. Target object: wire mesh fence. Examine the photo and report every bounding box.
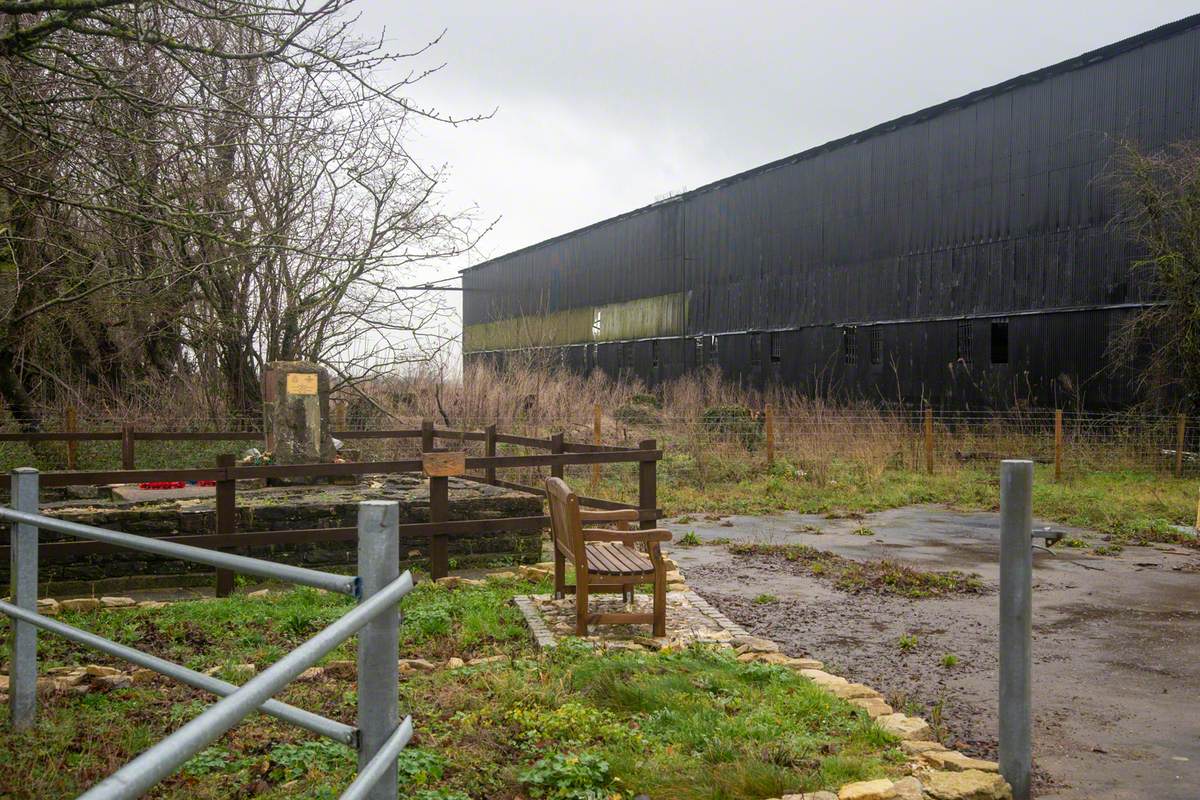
[1,406,1195,477]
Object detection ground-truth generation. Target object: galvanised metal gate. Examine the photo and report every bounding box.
[1,467,415,800]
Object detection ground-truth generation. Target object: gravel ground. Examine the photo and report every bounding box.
[667,506,1200,800]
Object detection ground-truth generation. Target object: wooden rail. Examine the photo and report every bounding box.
[0,423,641,471]
[0,422,661,592]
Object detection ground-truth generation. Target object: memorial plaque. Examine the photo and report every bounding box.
[286,372,319,395]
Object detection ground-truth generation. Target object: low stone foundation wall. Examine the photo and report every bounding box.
[0,474,543,595]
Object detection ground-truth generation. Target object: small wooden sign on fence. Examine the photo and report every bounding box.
[422,451,466,477]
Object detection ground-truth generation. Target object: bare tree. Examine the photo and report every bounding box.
[1108,141,1200,410]
[0,0,488,426]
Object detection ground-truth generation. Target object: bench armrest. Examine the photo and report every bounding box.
[581,528,672,544]
[579,509,641,523]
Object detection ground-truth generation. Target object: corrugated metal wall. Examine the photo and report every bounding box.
[462,15,1200,408]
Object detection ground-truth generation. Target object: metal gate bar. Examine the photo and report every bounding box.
[0,599,356,744]
[2,470,417,800]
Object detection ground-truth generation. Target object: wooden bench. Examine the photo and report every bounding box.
[545,477,671,637]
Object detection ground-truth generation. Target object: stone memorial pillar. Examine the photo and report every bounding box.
[265,361,335,470]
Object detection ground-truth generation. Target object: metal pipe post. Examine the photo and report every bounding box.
[999,459,1033,800]
[9,468,38,730]
[356,501,401,800]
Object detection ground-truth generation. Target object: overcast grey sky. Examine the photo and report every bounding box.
[354,1,1197,279]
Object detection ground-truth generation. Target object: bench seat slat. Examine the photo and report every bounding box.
[585,542,653,575]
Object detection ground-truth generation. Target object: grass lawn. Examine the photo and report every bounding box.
[0,576,903,799]
[590,455,1199,549]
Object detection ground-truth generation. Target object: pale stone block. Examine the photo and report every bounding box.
[837,778,897,800]
[922,769,1012,800]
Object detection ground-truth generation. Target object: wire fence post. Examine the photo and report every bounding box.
[214,454,237,597]
[1176,413,1186,478]
[1054,409,1063,482]
[484,424,497,485]
[65,406,78,470]
[356,500,400,800]
[9,467,39,731]
[121,424,135,470]
[764,404,775,466]
[638,439,657,531]
[999,459,1034,800]
[591,403,602,491]
[923,406,934,475]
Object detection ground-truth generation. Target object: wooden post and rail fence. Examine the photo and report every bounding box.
[3,409,1194,478]
[0,422,662,597]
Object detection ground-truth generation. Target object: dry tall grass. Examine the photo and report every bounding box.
[3,365,1189,479]
[346,366,1192,480]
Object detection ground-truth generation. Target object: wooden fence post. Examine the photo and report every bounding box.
[429,474,449,580]
[1054,409,1063,482]
[764,404,775,466]
[550,432,564,481]
[923,407,934,475]
[484,424,497,485]
[1195,484,1200,533]
[65,406,77,470]
[1176,414,1187,478]
[420,418,449,578]
[121,424,135,470]
[591,403,602,491]
[421,419,434,454]
[214,453,236,597]
[638,438,657,530]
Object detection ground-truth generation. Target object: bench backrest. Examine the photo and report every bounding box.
[545,477,583,564]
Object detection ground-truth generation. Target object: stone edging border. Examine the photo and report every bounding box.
[512,563,1014,800]
[14,567,1015,799]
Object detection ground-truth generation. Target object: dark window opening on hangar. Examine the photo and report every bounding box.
[957,320,973,367]
[869,327,882,366]
[620,342,633,374]
[991,319,1009,365]
[587,343,596,370]
[843,327,857,366]
[769,333,781,364]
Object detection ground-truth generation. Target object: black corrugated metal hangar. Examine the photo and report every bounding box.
[461,14,1200,408]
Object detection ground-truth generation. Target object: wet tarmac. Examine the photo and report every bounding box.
[664,505,1200,800]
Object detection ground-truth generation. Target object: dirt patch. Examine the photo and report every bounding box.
[726,541,985,597]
